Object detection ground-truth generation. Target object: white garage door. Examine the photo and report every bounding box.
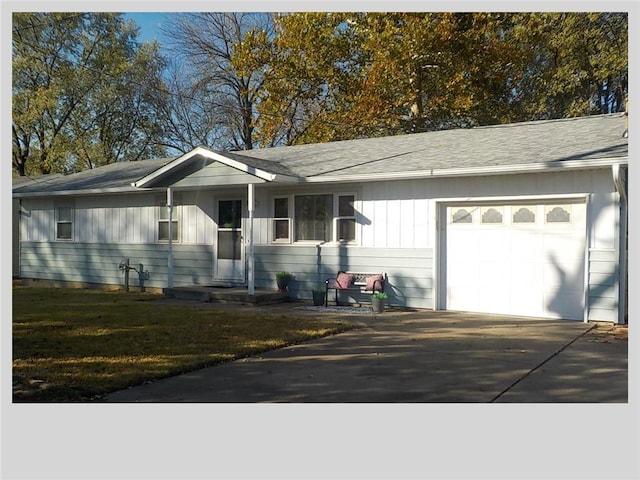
[445,201,586,320]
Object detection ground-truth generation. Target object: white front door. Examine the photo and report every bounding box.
[444,200,587,320]
[215,199,244,283]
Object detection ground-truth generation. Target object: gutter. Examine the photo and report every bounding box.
[303,156,629,184]
[12,186,146,198]
[612,163,627,204]
[612,163,628,325]
[12,156,629,197]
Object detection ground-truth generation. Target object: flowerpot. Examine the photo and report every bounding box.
[276,277,290,292]
[312,290,325,306]
[371,297,385,314]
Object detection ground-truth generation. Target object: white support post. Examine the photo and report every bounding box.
[247,183,255,296]
[167,187,174,288]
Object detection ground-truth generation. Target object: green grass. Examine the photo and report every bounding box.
[12,286,356,402]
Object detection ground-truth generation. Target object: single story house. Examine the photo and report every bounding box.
[13,113,628,323]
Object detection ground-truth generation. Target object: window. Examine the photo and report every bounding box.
[545,205,571,223]
[273,197,290,242]
[274,193,358,243]
[56,205,73,240]
[513,206,536,224]
[336,194,356,242]
[158,200,179,242]
[218,200,242,260]
[481,206,503,224]
[295,194,333,241]
[452,207,473,224]
[218,199,242,229]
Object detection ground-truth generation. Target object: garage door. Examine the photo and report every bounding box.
[445,201,586,320]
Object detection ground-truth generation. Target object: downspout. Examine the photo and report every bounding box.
[612,164,628,324]
[167,187,174,288]
[247,183,255,296]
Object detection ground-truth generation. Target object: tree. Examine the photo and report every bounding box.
[161,12,274,151]
[252,12,628,146]
[255,13,368,146]
[12,12,168,176]
[511,12,628,119]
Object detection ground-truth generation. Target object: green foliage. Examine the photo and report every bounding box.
[275,271,292,279]
[12,12,169,176]
[372,292,388,299]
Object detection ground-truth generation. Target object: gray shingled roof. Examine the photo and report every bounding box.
[13,114,627,196]
[231,113,628,177]
[13,158,173,195]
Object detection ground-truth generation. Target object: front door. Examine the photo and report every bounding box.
[215,199,244,283]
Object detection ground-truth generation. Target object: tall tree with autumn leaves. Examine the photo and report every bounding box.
[253,12,627,147]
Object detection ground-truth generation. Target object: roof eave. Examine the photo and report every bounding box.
[302,156,629,184]
[12,186,145,198]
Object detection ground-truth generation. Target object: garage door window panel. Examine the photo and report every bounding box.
[513,206,536,224]
[452,207,474,224]
[481,206,503,224]
[545,205,572,223]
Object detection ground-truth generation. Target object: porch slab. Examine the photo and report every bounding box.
[162,286,290,306]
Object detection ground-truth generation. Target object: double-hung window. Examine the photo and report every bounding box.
[157,197,179,242]
[55,203,73,241]
[272,193,357,243]
[273,197,291,242]
[335,194,356,242]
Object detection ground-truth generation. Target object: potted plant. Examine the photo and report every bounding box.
[275,271,292,292]
[312,288,325,306]
[371,292,388,313]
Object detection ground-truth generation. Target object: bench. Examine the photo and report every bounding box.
[324,271,386,307]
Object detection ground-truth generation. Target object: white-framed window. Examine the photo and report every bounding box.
[272,192,358,244]
[335,194,356,242]
[272,197,291,242]
[157,196,180,242]
[295,194,333,242]
[55,203,73,241]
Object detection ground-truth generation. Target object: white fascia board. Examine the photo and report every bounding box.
[12,186,144,198]
[132,147,284,188]
[301,156,629,184]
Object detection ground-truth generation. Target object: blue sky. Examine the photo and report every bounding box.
[122,12,172,44]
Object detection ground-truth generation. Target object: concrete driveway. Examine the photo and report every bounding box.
[105,307,628,403]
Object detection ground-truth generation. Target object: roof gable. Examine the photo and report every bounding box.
[132,146,298,188]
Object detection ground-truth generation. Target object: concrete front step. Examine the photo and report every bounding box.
[163,286,290,306]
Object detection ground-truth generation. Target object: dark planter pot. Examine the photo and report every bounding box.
[312,290,325,306]
[276,277,290,292]
[371,297,385,314]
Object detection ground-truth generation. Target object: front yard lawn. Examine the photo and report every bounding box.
[12,286,356,402]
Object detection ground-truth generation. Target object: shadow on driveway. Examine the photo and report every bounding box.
[106,308,628,403]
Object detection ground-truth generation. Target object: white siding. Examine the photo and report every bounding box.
[254,245,434,309]
[587,249,619,322]
[16,167,622,321]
